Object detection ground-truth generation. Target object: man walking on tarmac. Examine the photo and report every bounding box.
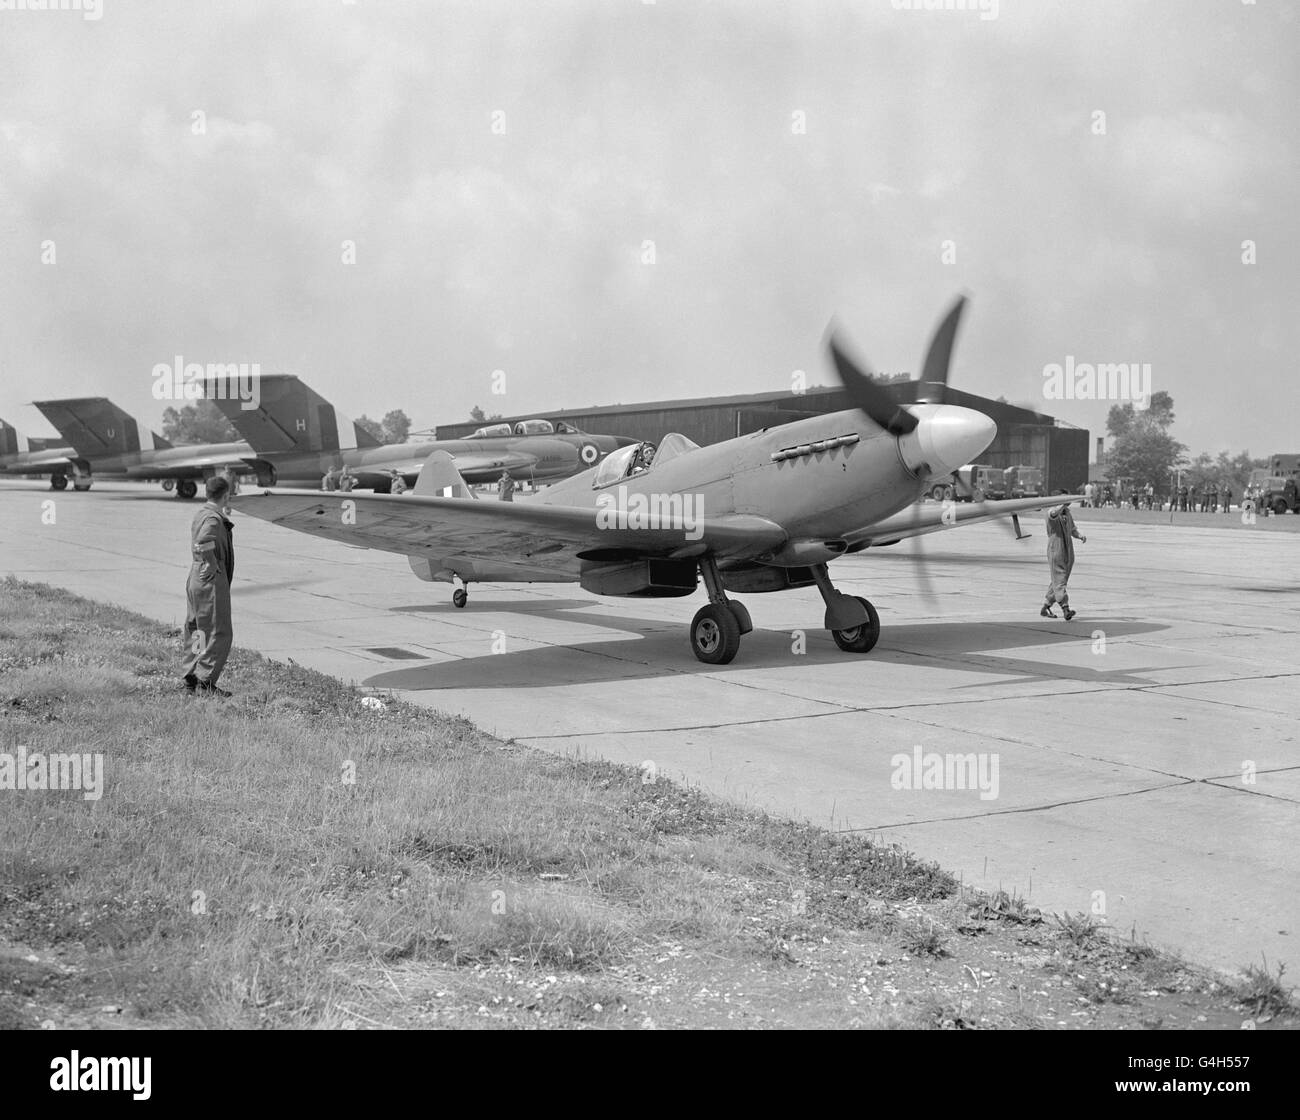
[1041,494,1087,621]
[182,475,236,697]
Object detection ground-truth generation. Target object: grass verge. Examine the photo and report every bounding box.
[0,576,1292,1029]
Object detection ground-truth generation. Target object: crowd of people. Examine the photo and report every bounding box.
[1079,480,1237,512]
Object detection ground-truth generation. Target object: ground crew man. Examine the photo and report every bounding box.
[182,475,235,697]
[498,470,515,502]
[389,471,407,495]
[1220,484,1231,513]
[322,467,338,491]
[338,467,357,492]
[1040,497,1086,621]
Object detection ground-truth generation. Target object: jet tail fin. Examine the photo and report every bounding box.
[413,450,477,499]
[32,398,171,456]
[0,419,29,458]
[204,373,380,453]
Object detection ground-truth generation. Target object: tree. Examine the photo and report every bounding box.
[161,400,239,444]
[380,409,410,444]
[1104,391,1185,491]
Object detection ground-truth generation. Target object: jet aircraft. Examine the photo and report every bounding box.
[0,419,81,489]
[202,373,635,492]
[31,398,269,498]
[232,298,1081,664]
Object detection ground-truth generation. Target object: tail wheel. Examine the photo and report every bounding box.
[832,596,880,653]
[690,604,741,665]
[452,588,468,608]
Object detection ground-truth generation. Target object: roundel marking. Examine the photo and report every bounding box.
[580,442,599,464]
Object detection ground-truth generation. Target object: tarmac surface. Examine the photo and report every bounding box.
[1,479,1297,978]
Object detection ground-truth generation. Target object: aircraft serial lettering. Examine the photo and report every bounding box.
[595,486,704,541]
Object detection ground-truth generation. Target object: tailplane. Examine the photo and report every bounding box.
[204,373,379,454]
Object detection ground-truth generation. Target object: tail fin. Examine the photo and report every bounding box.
[407,452,476,583]
[32,398,172,456]
[204,373,379,454]
[0,419,29,458]
[413,450,477,499]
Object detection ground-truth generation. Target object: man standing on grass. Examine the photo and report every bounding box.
[1040,495,1086,621]
[182,475,235,698]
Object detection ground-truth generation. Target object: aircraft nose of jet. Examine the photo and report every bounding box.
[904,404,997,478]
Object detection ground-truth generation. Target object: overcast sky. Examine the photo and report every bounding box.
[1,0,1295,459]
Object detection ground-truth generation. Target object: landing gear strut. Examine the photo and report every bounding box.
[811,563,881,653]
[689,556,750,664]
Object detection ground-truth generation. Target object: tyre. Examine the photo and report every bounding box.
[690,603,741,664]
[452,588,468,608]
[930,484,947,501]
[1274,499,1288,516]
[177,479,198,499]
[832,596,880,653]
[51,474,68,491]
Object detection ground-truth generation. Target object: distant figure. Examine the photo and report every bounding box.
[1083,482,1094,508]
[1220,484,1231,513]
[1102,484,1113,508]
[182,475,236,698]
[321,468,338,491]
[338,468,357,493]
[1177,485,1188,512]
[390,472,407,495]
[498,470,515,502]
[1142,482,1154,509]
[1040,498,1086,622]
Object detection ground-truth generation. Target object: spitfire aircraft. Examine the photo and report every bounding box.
[233,298,1081,664]
[31,398,269,497]
[202,373,635,492]
[0,419,81,489]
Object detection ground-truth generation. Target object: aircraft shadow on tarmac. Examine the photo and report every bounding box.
[367,604,1171,691]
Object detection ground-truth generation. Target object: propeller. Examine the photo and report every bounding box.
[914,295,967,405]
[826,332,919,435]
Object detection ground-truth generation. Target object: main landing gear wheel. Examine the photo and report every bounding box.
[452,587,468,608]
[177,479,198,499]
[832,596,881,653]
[51,474,68,491]
[690,604,741,665]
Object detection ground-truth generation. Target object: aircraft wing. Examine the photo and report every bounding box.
[131,453,262,477]
[852,495,1086,546]
[230,489,787,571]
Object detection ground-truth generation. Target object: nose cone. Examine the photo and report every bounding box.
[902,404,996,477]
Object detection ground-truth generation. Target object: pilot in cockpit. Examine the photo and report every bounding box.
[630,443,657,475]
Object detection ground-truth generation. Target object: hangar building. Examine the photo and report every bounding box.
[437,385,1090,494]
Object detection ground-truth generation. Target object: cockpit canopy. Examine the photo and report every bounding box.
[513,419,555,436]
[469,423,512,439]
[590,433,696,488]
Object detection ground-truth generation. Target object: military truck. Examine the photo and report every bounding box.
[1259,476,1299,515]
[1003,464,1043,499]
[928,463,1002,502]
